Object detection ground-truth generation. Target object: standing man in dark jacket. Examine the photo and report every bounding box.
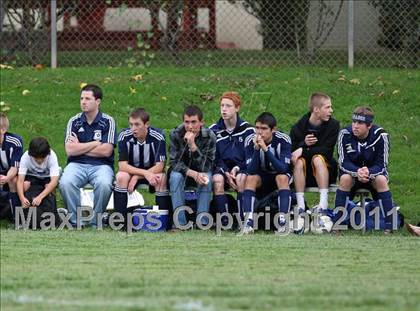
[169,105,217,228]
[290,92,339,214]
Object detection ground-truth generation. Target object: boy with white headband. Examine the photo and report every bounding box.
[335,106,395,232]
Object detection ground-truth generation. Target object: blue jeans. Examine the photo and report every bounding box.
[169,171,212,226]
[59,162,114,227]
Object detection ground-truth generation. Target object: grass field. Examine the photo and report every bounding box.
[1,66,420,310]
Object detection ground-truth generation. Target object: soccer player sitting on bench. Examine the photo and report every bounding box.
[113,108,171,225]
[335,106,396,232]
[290,92,339,215]
[210,92,254,225]
[241,112,292,234]
[0,112,23,218]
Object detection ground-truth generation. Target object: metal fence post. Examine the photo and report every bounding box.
[348,0,354,69]
[50,0,57,68]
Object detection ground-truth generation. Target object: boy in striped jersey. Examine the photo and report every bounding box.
[241,112,292,234]
[59,84,116,228]
[0,112,23,216]
[335,106,395,231]
[113,108,170,221]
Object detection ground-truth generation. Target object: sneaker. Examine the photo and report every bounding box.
[276,215,289,234]
[311,215,333,234]
[237,225,254,236]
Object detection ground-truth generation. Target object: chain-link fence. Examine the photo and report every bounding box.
[1,0,418,68]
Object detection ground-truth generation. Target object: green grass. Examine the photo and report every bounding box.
[1,228,420,310]
[1,66,420,310]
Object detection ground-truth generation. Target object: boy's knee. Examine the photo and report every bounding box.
[169,171,184,186]
[373,175,388,188]
[94,179,113,192]
[115,171,130,186]
[276,174,289,187]
[294,158,305,170]
[339,174,353,188]
[212,174,224,192]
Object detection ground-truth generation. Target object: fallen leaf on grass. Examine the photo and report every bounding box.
[129,87,137,94]
[161,96,167,101]
[131,74,143,81]
[392,90,400,95]
[0,64,14,69]
[34,64,44,70]
[22,89,31,96]
[349,78,360,85]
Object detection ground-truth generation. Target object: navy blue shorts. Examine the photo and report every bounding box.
[254,171,291,198]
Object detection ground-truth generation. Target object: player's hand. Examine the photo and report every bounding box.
[257,136,267,152]
[20,197,31,208]
[225,172,238,191]
[146,173,160,187]
[357,167,369,183]
[230,166,240,177]
[304,134,318,146]
[195,173,209,186]
[67,132,80,144]
[184,131,196,145]
[0,175,7,185]
[291,148,303,165]
[32,195,43,207]
[253,135,260,150]
[127,175,140,194]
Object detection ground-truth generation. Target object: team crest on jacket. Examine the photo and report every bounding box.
[345,143,355,153]
[93,130,102,141]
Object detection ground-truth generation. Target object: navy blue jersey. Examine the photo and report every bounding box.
[0,132,23,174]
[245,131,291,175]
[337,124,390,178]
[65,112,116,167]
[209,115,255,174]
[118,127,166,169]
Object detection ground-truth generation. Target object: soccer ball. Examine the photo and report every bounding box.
[310,215,333,234]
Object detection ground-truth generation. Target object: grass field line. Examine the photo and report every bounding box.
[1,292,215,310]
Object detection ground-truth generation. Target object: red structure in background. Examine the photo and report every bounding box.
[50,0,216,50]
